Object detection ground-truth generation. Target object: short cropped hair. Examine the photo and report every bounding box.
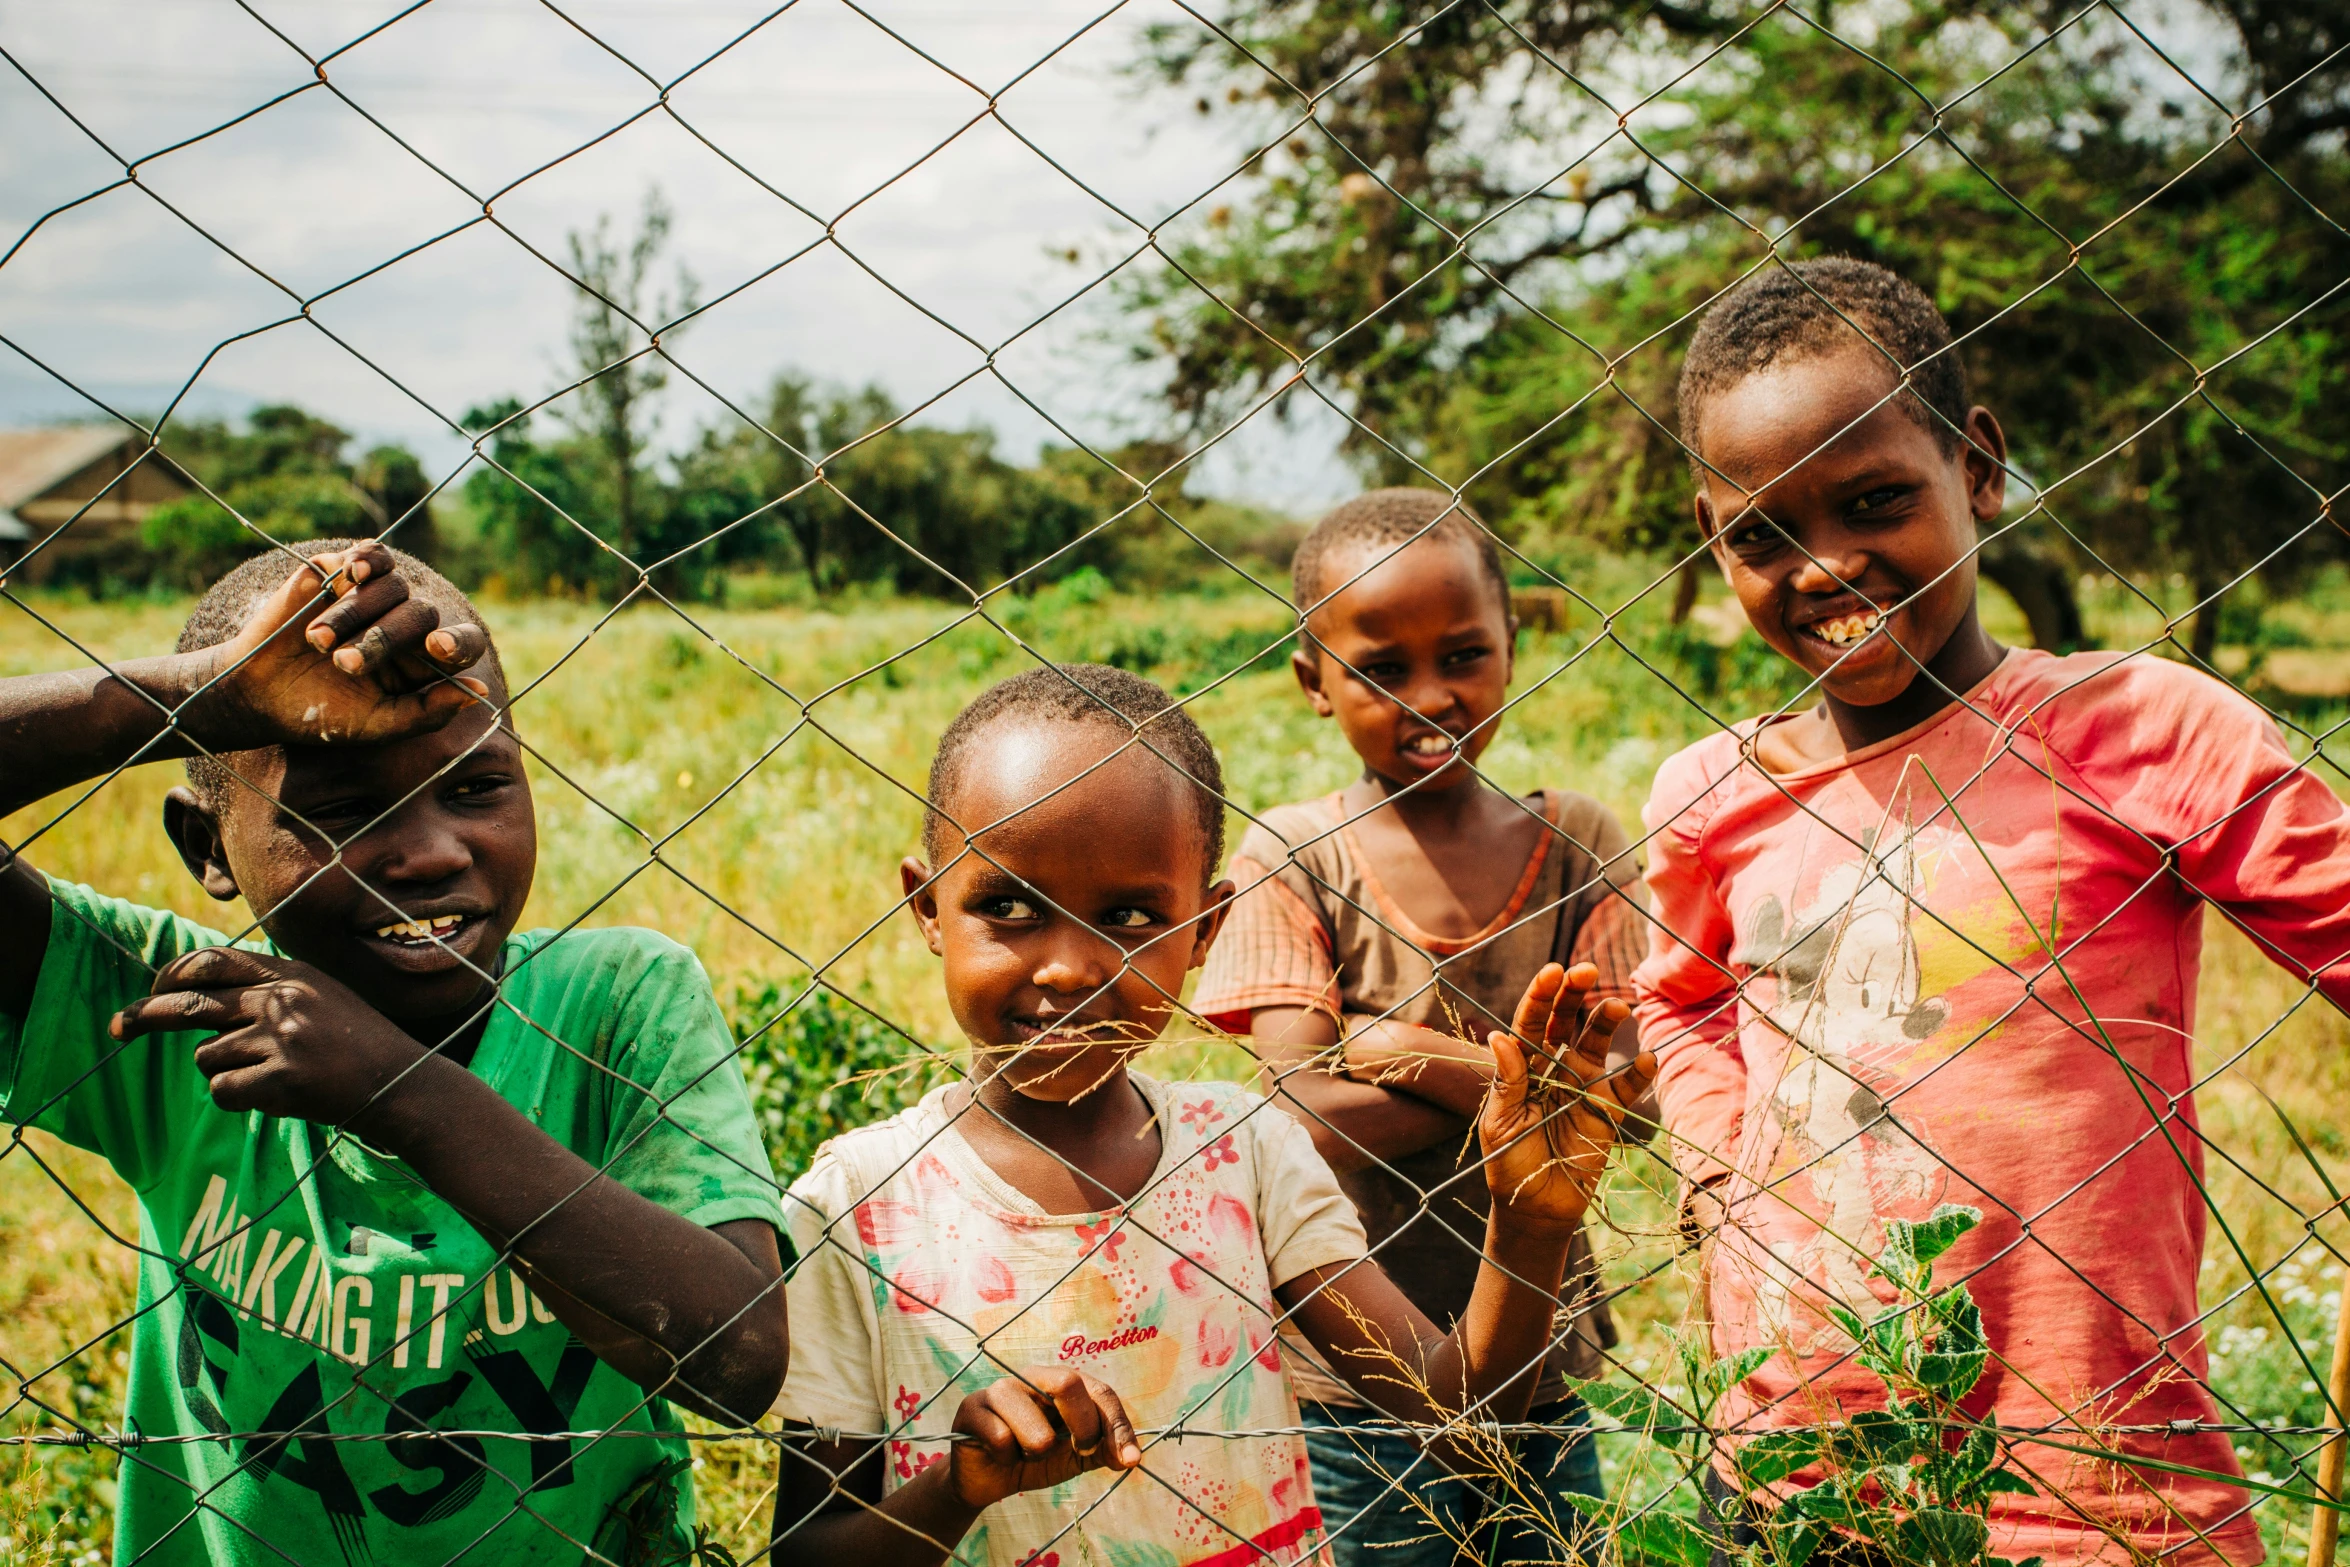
[1289,488,1509,622]
[1676,257,1968,470]
[924,663,1226,877]
[175,539,500,806]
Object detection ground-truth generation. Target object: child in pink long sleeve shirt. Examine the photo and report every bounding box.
[1634,258,2350,1566]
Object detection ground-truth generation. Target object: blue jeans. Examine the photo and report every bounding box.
[1301,1397,1603,1567]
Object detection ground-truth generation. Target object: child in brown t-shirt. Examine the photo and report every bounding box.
[1194,489,1649,1567]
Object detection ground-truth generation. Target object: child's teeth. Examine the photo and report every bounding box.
[1817,611,1883,645]
[373,915,465,941]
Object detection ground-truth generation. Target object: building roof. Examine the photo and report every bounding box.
[0,425,148,512]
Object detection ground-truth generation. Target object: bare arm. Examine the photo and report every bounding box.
[772,1370,1141,1567]
[1337,1015,1498,1117]
[1250,1006,1469,1173]
[1276,965,1654,1463]
[114,946,789,1422]
[1274,1210,1574,1444]
[1253,1004,1654,1172]
[1341,1012,1657,1126]
[370,1048,789,1422]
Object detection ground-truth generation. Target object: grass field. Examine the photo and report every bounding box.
[4,563,2349,1563]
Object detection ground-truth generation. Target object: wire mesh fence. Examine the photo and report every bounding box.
[1,2,2347,1566]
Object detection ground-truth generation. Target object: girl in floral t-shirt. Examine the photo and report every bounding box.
[771,664,1653,1567]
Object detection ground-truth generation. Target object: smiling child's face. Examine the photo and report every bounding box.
[1293,533,1516,795]
[903,722,1232,1104]
[1695,346,2009,711]
[176,679,537,1037]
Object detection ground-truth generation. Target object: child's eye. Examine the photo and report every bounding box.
[290,798,373,830]
[1727,518,1788,554]
[979,895,1044,921]
[1443,646,1489,670]
[1849,486,1910,516]
[1099,907,1158,930]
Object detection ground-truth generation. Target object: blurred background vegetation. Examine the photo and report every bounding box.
[48,2,2334,679]
[5,0,2350,1561]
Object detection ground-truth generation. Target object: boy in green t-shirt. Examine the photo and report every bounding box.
[0,539,787,1565]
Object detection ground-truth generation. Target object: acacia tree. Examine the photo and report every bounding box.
[1128,0,2350,656]
[464,191,708,596]
[562,187,699,568]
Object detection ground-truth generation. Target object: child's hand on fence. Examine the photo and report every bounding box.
[1476,961,1655,1231]
[187,541,489,751]
[945,1367,1143,1512]
[110,947,438,1130]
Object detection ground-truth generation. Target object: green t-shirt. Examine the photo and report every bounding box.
[0,878,785,1567]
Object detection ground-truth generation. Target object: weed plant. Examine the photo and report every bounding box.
[1569,1209,2041,1567]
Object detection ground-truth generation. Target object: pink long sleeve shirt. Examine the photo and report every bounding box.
[1633,648,2350,1566]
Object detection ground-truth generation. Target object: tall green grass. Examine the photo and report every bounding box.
[2,566,2347,1561]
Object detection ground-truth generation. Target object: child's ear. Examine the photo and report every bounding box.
[1188,878,1238,968]
[900,856,947,956]
[1290,644,1336,718]
[163,787,242,903]
[1960,405,2010,521]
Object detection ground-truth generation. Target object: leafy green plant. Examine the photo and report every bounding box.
[1571,1205,2039,1567]
[726,980,953,1185]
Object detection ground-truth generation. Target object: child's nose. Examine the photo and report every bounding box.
[1396,668,1460,717]
[368,824,474,886]
[1034,930,1118,994]
[1788,544,1870,597]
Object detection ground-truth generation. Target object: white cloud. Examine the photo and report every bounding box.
[0,0,1359,508]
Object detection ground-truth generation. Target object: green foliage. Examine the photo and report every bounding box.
[733,377,1098,596]
[1131,1,2350,653]
[998,579,1294,693]
[673,381,1293,599]
[1577,1205,2047,1567]
[2205,1252,2344,1558]
[725,979,953,1184]
[475,371,1263,602]
[132,405,433,589]
[459,195,1305,603]
[453,192,709,598]
[459,397,631,596]
[563,189,697,572]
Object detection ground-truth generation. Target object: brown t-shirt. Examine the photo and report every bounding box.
[1193,788,1649,1408]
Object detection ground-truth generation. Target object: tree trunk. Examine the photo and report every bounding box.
[2191,572,2223,665]
[1670,556,1701,625]
[1975,530,2086,651]
[788,518,826,593]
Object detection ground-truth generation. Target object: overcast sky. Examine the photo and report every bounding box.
[0,0,1361,509]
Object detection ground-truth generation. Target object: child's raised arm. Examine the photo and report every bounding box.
[0,541,486,1010]
[1274,962,1653,1455]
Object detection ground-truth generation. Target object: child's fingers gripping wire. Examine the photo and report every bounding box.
[948,1367,1144,1512]
[1482,963,1656,1212]
[1512,962,1650,1106]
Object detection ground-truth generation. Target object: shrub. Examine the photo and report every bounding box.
[725,980,954,1185]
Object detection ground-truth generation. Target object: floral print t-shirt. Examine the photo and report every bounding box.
[777,1072,1368,1567]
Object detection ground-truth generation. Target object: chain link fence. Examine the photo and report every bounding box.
[2,2,2348,1565]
